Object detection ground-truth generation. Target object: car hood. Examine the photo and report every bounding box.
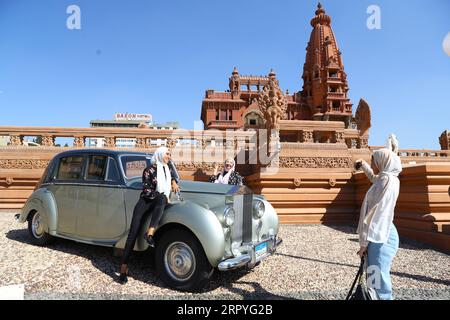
[179,180,244,195]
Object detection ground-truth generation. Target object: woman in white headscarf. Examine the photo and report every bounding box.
[354,135,402,300]
[210,158,243,185]
[118,146,180,284]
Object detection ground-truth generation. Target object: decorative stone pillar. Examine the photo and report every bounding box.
[333,132,345,144]
[166,137,177,150]
[135,137,148,148]
[225,137,237,148]
[357,136,369,149]
[41,136,55,147]
[196,137,207,149]
[345,138,353,149]
[104,137,116,148]
[9,135,23,146]
[301,130,314,143]
[73,136,85,148]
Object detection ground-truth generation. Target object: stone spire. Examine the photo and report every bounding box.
[300,3,353,124]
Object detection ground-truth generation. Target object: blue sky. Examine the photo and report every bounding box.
[0,0,449,149]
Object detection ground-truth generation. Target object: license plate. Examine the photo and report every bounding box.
[255,242,268,260]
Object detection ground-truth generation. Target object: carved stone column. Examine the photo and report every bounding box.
[104,137,116,148]
[345,138,353,149]
[41,136,55,147]
[333,132,345,144]
[195,137,207,149]
[357,136,369,149]
[73,136,85,148]
[301,130,314,143]
[9,135,23,146]
[166,137,177,150]
[135,137,148,148]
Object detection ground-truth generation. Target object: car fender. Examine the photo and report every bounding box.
[159,201,225,267]
[259,199,280,237]
[115,200,225,267]
[19,188,58,234]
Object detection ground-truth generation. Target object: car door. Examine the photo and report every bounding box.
[49,155,85,235]
[76,155,126,240]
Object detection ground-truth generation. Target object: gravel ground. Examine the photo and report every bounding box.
[1,213,449,300]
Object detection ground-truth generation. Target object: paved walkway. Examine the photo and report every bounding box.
[1,213,449,300]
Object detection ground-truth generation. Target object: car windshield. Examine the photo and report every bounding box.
[120,155,152,180]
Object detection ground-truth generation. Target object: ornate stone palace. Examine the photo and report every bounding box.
[202,3,357,132]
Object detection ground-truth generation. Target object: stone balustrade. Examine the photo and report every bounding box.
[0,126,255,150]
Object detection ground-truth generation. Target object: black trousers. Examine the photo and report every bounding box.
[121,193,168,265]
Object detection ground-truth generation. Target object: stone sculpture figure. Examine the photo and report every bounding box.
[258,72,287,130]
[355,98,371,137]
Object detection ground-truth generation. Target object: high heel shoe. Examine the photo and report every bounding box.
[145,234,155,248]
[118,272,128,284]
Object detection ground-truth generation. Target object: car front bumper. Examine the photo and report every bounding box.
[217,235,283,271]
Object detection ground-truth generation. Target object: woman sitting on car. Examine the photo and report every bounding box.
[118,146,180,284]
[209,158,243,186]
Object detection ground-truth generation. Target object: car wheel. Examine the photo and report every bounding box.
[27,211,54,246]
[155,228,213,292]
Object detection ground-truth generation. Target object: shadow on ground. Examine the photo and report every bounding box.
[275,251,450,287]
[5,228,295,299]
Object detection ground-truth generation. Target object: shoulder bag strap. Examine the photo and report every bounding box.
[345,257,365,300]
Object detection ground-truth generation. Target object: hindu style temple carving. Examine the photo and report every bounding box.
[301,130,314,143]
[73,136,85,148]
[5,177,14,186]
[104,137,116,148]
[439,130,450,150]
[200,3,371,153]
[279,156,353,168]
[355,99,372,137]
[293,178,302,187]
[0,159,50,169]
[257,70,288,130]
[166,138,177,150]
[135,137,148,149]
[41,136,55,147]
[9,135,23,146]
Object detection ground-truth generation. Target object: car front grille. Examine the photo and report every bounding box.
[231,193,253,244]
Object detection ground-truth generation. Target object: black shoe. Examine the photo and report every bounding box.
[118,272,128,284]
[146,235,155,248]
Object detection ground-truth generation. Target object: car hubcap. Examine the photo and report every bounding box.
[32,212,44,238]
[164,241,196,282]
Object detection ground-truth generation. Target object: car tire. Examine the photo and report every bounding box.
[155,228,213,292]
[27,211,54,246]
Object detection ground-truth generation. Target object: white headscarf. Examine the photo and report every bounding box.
[152,146,172,200]
[386,133,399,153]
[357,148,402,246]
[215,158,235,184]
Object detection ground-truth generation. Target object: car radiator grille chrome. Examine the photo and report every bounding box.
[231,193,253,245]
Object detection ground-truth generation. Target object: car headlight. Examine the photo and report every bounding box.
[253,200,265,219]
[223,206,235,226]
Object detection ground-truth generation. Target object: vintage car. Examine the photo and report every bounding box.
[16,149,281,291]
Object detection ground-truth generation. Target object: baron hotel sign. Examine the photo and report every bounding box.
[114,113,152,121]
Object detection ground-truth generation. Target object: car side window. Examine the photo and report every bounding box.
[56,156,84,180]
[86,155,107,181]
[106,157,121,182]
[120,156,150,179]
